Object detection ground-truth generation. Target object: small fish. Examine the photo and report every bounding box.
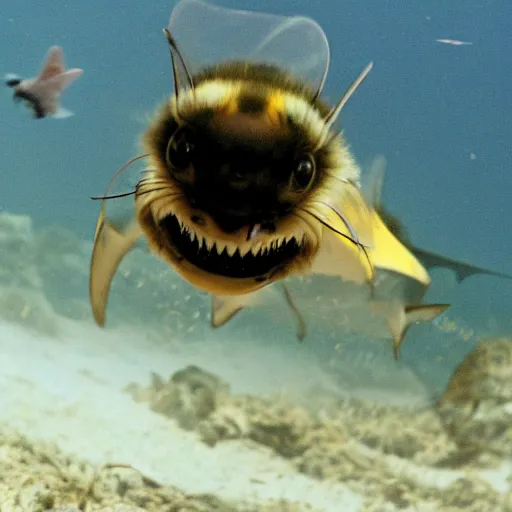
[436,39,473,46]
[5,46,83,119]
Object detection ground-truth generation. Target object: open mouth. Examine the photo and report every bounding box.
[160,214,301,278]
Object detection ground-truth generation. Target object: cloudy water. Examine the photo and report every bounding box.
[0,0,510,510]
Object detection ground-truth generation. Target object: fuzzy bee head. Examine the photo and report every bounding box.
[134,0,373,296]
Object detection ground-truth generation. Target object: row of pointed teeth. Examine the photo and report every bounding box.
[176,219,298,257]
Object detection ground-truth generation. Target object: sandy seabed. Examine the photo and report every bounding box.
[0,311,510,512]
[0,316,364,512]
[0,214,511,511]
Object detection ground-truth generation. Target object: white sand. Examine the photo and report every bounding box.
[1,306,510,511]
[0,315,365,511]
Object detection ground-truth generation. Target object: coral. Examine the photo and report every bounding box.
[0,429,227,511]
[127,369,327,458]
[436,336,512,456]
[0,429,309,512]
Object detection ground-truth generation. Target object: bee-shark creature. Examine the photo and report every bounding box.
[90,0,507,359]
[5,45,83,119]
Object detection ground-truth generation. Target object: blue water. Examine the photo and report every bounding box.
[0,0,511,414]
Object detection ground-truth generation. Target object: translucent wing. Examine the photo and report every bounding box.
[168,0,330,94]
[89,156,147,326]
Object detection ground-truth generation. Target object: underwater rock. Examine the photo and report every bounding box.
[127,367,318,458]
[197,395,342,459]
[197,404,251,446]
[436,336,512,457]
[128,366,230,431]
[128,365,512,511]
[242,398,315,457]
[128,368,448,463]
[438,477,504,511]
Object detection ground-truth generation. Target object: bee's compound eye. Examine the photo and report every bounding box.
[291,153,316,190]
[166,128,195,172]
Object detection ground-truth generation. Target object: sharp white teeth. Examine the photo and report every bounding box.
[251,243,263,256]
[240,245,252,257]
[226,242,238,256]
[205,237,216,251]
[215,240,227,254]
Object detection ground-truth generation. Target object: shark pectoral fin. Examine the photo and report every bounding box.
[211,285,307,340]
[210,294,254,327]
[389,303,450,360]
[311,228,373,284]
[411,246,512,283]
[89,209,142,327]
[309,184,376,284]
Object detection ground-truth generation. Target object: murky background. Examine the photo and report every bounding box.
[0,1,510,510]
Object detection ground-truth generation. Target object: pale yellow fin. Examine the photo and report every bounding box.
[389,304,450,360]
[210,294,248,328]
[211,285,307,340]
[309,183,375,284]
[89,209,142,327]
[359,154,430,286]
[370,211,431,286]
